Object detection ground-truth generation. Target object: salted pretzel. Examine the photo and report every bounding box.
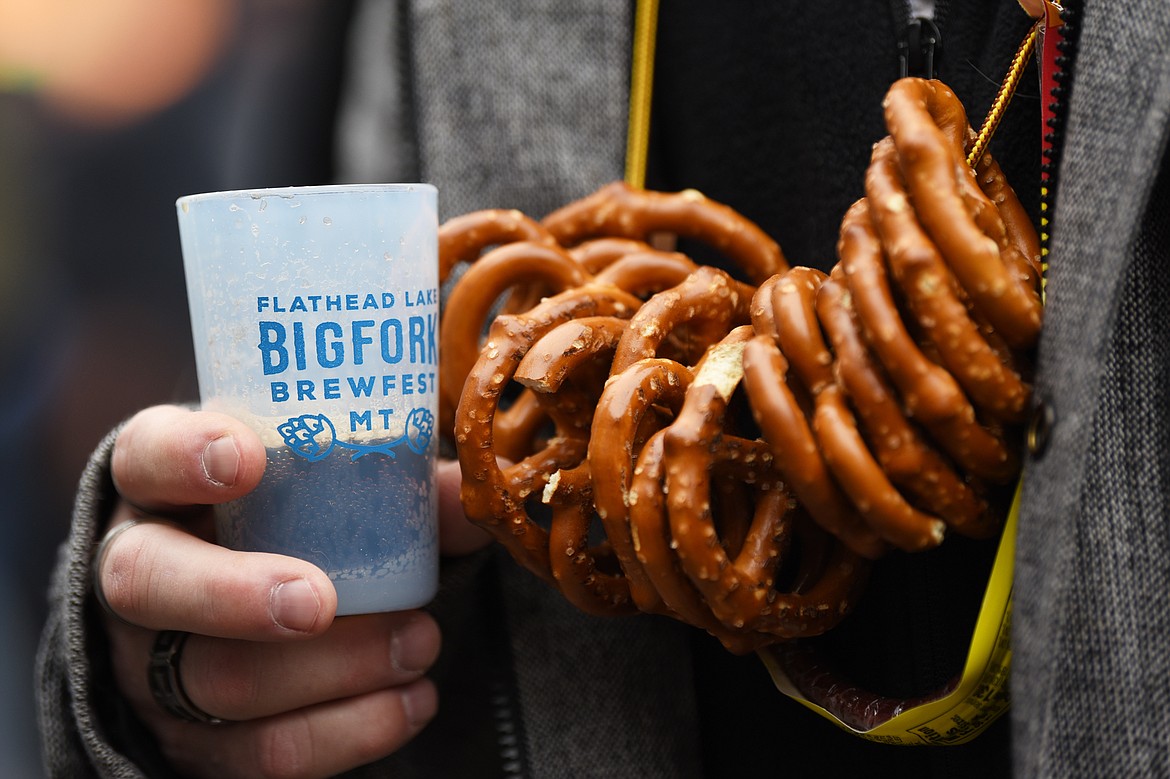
[454,283,643,580]
[737,272,883,557]
[881,79,1042,348]
[588,356,693,615]
[663,328,868,640]
[438,208,557,281]
[736,81,1039,555]
[439,240,589,444]
[441,77,1041,694]
[542,181,787,285]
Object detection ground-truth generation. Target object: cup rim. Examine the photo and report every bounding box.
[177,183,436,208]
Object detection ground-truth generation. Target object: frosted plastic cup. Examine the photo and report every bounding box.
[177,184,439,615]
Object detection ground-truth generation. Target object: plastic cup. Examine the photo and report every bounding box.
[177,184,439,615]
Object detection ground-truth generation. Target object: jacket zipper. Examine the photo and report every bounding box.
[895,0,948,79]
[1039,0,1081,290]
[490,678,527,776]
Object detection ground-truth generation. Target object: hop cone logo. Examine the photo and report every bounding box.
[277,407,433,461]
[405,407,435,455]
[278,414,337,462]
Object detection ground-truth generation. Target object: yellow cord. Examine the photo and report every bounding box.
[967,20,1040,168]
[625,0,660,189]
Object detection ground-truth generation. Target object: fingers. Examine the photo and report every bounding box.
[436,458,493,556]
[109,613,440,779]
[156,680,437,779]
[111,611,439,720]
[111,405,267,513]
[181,612,440,721]
[99,517,337,639]
[110,614,440,779]
[99,520,440,778]
[101,454,487,638]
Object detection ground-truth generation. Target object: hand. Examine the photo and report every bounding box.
[96,405,491,778]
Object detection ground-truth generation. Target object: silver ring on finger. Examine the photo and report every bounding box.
[91,518,181,624]
[148,630,227,725]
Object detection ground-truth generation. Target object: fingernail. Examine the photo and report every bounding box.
[202,436,240,487]
[400,681,438,730]
[391,616,438,674]
[269,578,322,632]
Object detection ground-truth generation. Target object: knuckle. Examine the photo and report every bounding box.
[192,642,265,714]
[352,714,405,766]
[334,694,409,767]
[253,714,316,779]
[101,530,157,619]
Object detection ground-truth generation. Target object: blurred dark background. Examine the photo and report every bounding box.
[0,1,357,772]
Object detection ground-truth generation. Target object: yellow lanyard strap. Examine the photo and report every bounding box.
[624,0,659,189]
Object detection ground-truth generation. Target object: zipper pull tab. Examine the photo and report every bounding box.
[897,18,943,79]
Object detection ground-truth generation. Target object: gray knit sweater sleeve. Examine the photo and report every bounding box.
[36,426,152,778]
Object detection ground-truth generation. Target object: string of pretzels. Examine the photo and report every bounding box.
[436,77,1041,660]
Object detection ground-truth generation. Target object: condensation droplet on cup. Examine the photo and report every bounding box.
[299,216,307,225]
[258,199,268,212]
[383,251,394,261]
[323,216,333,226]
[229,203,241,212]
[250,223,260,237]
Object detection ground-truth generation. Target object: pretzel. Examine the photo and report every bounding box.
[587,271,750,611]
[815,275,994,539]
[542,181,788,285]
[439,241,589,442]
[664,332,868,638]
[867,138,1031,425]
[611,265,752,375]
[742,326,888,559]
[839,197,1020,484]
[568,237,662,272]
[455,284,642,579]
[504,243,706,316]
[442,77,1040,689]
[628,428,777,654]
[882,78,1042,348]
[438,208,558,283]
[589,356,693,614]
[592,249,697,298]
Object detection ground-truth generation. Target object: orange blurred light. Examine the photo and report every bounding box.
[0,0,237,125]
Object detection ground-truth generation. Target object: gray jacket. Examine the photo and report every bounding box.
[1012,2,1170,777]
[37,1,1170,777]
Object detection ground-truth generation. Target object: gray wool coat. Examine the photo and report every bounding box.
[37,1,1170,777]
